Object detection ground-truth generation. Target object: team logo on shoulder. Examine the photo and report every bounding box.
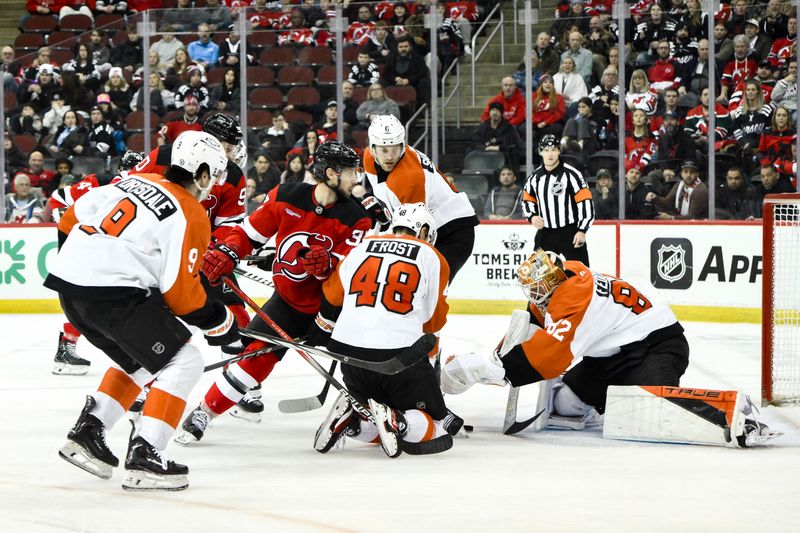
[152,342,165,354]
[275,232,334,282]
[502,233,526,251]
[202,194,219,214]
[651,238,693,289]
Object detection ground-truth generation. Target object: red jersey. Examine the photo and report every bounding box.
[480,88,527,126]
[346,21,375,46]
[161,118,203,144]
[445,1,478,21]
[222,182,372,314]
[135,145,246,238]
[47,174,101,221]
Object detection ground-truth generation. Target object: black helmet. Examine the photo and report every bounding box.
[538,134,560,152]
[313,141,360,181]
[119,150,144,171]
[203,112,243,145]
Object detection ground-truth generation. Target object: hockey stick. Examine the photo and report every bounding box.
[502,385,545,435]
[241,328,432,376]
[233,266,274,288]
[203,343,282,373]
[278,360,337,413]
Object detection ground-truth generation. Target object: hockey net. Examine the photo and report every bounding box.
[762,194,800,405]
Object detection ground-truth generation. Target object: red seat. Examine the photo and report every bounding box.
[162,110,183,123]
[206,68,226,87]
[246,66,275,87]
[259,47,294,68]
[286,87,320,106]
[110,31,129,48]
[178,34,194,47]
[14,33,46,52]
[5,91,18,109]
[126,133,146,152]
[351,130,369,149]
[14,134,39,154]
[317,65,348,86]
[249,31,277,50]
[94,13,125,32]
[59,14,93,32]
[385,85,417,106]
[352,86,367,104]
[277,66,313,88]
[249,87,284,110]
[244,109,273,130]
[50,49,73,65]
[342,46,360,64]
[283,109,312,127]
[21,15,58,34]
[298,46,332,68]
[125,111,159,132]
[48,31,79,49]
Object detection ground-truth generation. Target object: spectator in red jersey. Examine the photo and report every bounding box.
[625,108,658,172]
[647,40,682,94]
[758,106,794,169]
[26,0,92,20]
[158,94,202,144]
[480,75,526,127]
[719,35,758,103]
[15,149,58,197]
[347,4,376,46]
[766,16,796,68]
[531,74,567,145]
[445,0,478,54]
[277,9,315,47]
[127,0,163,13]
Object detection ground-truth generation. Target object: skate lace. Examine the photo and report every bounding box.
[150,445,171,469]
[63,340,78,358]
[191,409,211,432]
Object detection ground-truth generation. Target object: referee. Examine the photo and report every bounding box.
[521,134,594,265]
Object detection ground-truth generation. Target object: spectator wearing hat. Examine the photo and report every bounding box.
[175,65,210,111]
[623,166,656,220]
[655,111,695,169]
[715,166,756,220]
[753,59,777,103]
[158,94,202,144]
[348,50,381,87]
[17,63,59,114]
[187,23,220,69]
[85,105,117,157]
[744,18,772,62]
[670,22,697,68]
[470,100,524,176]
[646,159,709,220]
[480,76,526,127]
[103,66,133,116]
[96,92,124,130]
[150,25,184,70]
[591,169,618,219]
[484,166,524,220]
[112,25,144,72]
[312,101,341,143]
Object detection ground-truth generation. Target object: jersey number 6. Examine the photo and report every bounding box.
[349,256,421,315]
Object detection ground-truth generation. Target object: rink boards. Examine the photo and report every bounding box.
[0,220,762,322]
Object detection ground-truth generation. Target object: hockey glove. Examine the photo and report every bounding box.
[201,242,240,285]
[361,193,392,230]
[298,245,332,278]
[203,306,241,346]
[305,313,335,347]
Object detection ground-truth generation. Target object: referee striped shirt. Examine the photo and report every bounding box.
[522,161,595,232]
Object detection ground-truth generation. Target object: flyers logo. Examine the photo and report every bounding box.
[275,232,334,282]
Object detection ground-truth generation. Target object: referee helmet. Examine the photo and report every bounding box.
[538,134,560,153]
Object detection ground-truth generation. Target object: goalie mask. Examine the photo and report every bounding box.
[517,249,567,306]
[391,202,437,244]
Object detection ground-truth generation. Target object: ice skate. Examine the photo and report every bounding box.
[58,396,119,480]
[368,399,406,458]
[52,333,90,375]
[122,436,188,491]
[737,396,783,447]
[230,389,264,422]
[174,406,212,446]
[314,391,360,453]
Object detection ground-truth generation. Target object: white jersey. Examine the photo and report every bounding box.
[363,146,475,229]
[47,172,212,317]
[322,234,450,350]
[517,261,679,380]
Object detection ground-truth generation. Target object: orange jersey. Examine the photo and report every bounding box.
[46,172,212,318]
[509,261,679,383]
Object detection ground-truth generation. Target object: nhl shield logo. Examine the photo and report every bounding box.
[650,238,693,289]
[152,342,165,354]
[657,245,685,282]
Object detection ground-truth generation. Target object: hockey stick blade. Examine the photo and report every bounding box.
[278,360,337,413]
[241,329,435,375]
[503,409,545,436]
[502,386,545,435]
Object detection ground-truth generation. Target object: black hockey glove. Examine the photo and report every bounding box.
[203,307,241,346]
[305,314,335,348]
[361,193,392,230]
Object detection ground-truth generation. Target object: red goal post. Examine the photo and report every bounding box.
[762,194,800,405]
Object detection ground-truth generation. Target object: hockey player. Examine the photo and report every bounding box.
[363,114,478,282]
[440,249,780,448]
[176,141,373,444]
[310,203,453,457]
[135,113,262,419]
[45,131,237,491]
[50,150,144,376]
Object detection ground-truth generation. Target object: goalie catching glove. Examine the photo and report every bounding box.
[441,351,507,395]
[201,242,240,285]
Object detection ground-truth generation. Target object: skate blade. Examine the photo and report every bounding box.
[52,363,90,376]
[746,430,784,447]
[122,470,188,491]
[230,407,262,423]
[58,441,113,480]
[173,430,200,446]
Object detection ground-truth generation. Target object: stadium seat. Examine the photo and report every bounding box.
[352,130,369,149]
[94,13,125,32]
[246,66,275,87]
[298,46,332,68]
[110,31,128,48]
[249,31,277,50]
[385,86,417,108]
[5,91,18,110]
[342,46,360,64]
[244,109,273,131]
[352,86,367,104]
[317,65,347,86]
[467,194,485,218]
[48,31,78,49]
[126,133,151,152]
[14,33,46,53]
[286,87,320,106]
[50,49,73,65]
[283,109,313,127]
[454,174,489,195]
[260,47,294,68]
[13,134,38,154]
[462,150,505,176]
[59,15,93,33]
[20,15,58,34]
[249,87,284,110]
[277,66,313,88]
[206,68,226,87]
[125,111,159,133]
[587,150,619,180]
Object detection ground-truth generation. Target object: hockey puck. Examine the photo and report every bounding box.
[464,424,474,433]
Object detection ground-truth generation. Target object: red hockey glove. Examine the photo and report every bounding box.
[201,242,240,285]
[299,245,332,278]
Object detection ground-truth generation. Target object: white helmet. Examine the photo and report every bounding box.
[171,131,228,200]
[368,114,406,149]
[390,202,437,244]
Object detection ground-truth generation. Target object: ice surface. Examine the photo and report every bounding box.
[1,314,799,532]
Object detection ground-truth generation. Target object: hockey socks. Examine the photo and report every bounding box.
[204,350,278,415]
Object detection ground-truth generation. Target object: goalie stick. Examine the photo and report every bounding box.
[503,386,545,435]
[278,361,337,413]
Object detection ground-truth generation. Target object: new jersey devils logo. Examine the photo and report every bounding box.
[275,232,334,282]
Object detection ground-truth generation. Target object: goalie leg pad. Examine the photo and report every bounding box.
[440,351,506,395]
[603,385,763,448]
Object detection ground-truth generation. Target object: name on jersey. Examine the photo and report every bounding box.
[366,239,420,260]
[115,178,177,220]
